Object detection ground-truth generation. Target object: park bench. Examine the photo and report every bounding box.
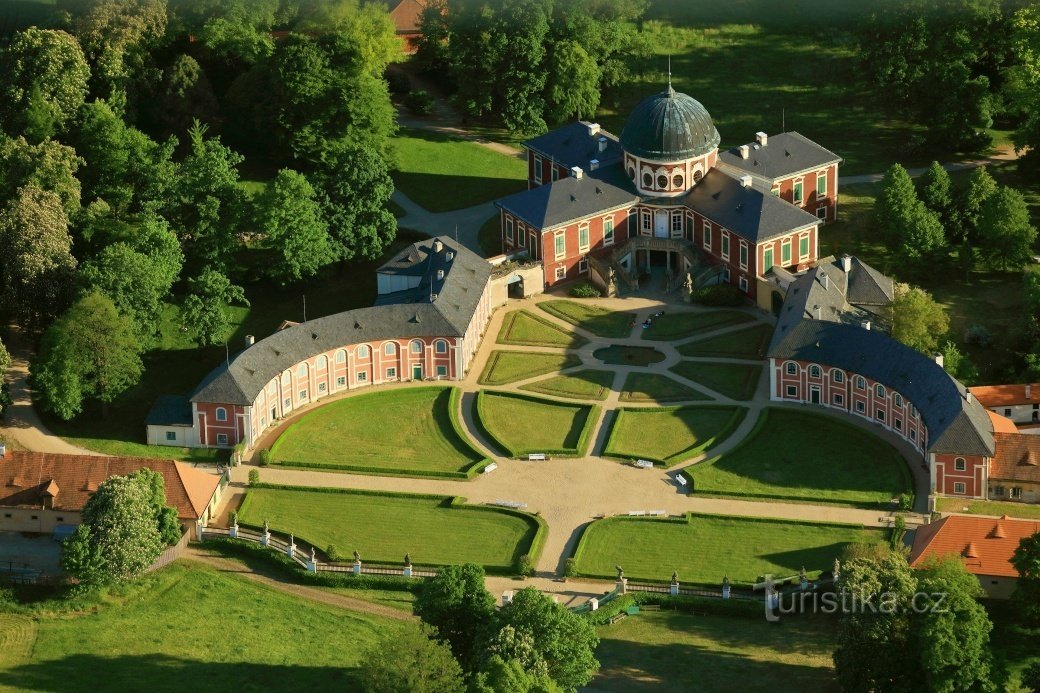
[483,462,498,474]
[648,510,666,517]
[493,499,527,509]
[633,459,654,469]
[607,612,627,625]
[628,510,646,516]
[641,604,661,611]
[528,453,547,461]
[675,473,688,488]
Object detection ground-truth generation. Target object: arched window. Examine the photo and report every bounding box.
[628,166,636,180]
[435,340,448,354]
[357,345,370,358]
[672,174,684,188]
[693,170,704,183]
[411,340,423,354]
[297,363,308,378]
[384,342,396,356]
[875,383,886,398]
[335,349,346,364]
[855,376,866,390]
[894,393,903,408]
[656,173,668,189]
[642,172,653,188]
[785,362,797,375]
[316,355,327,369]
[215,407,227,422]
[809,365,821,378]
[281,372,291,387]
[954,457,967,471]
[832,370,844,383]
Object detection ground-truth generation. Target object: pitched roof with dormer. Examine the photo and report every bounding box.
[523,121,624,172]
[910,514,1040,578]
[990,432,1040,485]
[718,131,841,181]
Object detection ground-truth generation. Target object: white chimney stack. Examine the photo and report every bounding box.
[739,144,750,159]
[965,391,973,403]
[841,254,852,272]
[589,158,600,171]
[598,136,608,152]
[436,269,444,280]
[812,304,821,320]
[433,239,443,253]
[934,352,944,369]
[0,443,5,458]
[1027,384,1032,399]
[570,166,584,180]
[587,123,600,137]
[739,175,753,188]
[755,132,768,146]
[862,320,871,331]
[819,272,829,290]
[245,335,255,348]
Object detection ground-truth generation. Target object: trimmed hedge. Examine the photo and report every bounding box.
[475,390,600,458]
[602,405,747,467]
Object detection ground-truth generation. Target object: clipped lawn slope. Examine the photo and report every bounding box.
[476,391,599,457]
[670,361,762,400]
[688,408,913,507]
[619,373,710,403]
[497,310,587,348]
[642,310,754,341]
[479,351,581,385]
[270,387,486,477]
[678,323,774,360]
[520,369,614,401]
[538,300,634,338]
[604,405,746,465]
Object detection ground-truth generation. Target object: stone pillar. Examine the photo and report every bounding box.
[353,560,362,576]
[502,590,514,606]
[229,522,238,539]
[307,547,318,573]
[403,565,413,578]
[670,570,680,596]
[616,578,628,595]
[261,520,270,547]
[722,576,731,600]
[589,597,599,611]
[799,567,809,591]
[286,534,295,559]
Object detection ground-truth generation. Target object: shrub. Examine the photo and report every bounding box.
[569,282,601,298]
[326,544,341,561]
[228,510,238,526]
[257,449,271,467]
[564,557,578,578]
[404,90,434,115]
[386,71,411,95]
[898,493,913,512]
[964,324,993,348]
[693,283,744,306]
[248,469,260,485]
[889,515,907,549]
[517,554,534,577]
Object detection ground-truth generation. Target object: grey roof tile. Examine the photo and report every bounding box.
[523,121,624,171]
[719,131,841,180]
[495,164,637,230]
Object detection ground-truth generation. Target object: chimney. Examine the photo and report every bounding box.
[841,254,852,273]
[587,123,600,137]
[1027,384,1032,399]
[965,390,973,404]
[861,320,871,331]
[589,158,600,171]
[245,335,255,348]
[819,272,828,290]
[570,166,584,180]
[433,239,443,253]
[446,251,454,261]
[0,442,5,458]
[755,131,768,147]
[739,175,752,188]
[812,304,821,320]
[934,352,944,369]
[598,136,608,152]
[436,269,445,280]
[739,144,750,159]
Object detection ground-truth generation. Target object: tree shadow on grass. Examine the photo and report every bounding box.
[0,654,360,692]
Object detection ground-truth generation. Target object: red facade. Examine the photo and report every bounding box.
[934,453,987,498]
[772,163,839,224]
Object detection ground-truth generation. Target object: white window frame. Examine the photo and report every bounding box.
[216,433,229,446]
[739,242,748,270]
[763,246,774,271]
[793,179,804,204]
[554,231,566,260]
[215,407,227,422]
[436,365,448,377]
[435,340,448,354]
[335,349,346,364]
[356,371,368,382]
[641,210,651,234]
[384,342,396,356]
[671,212,683,237]
[505,217,514,245]
[551,165,559,182]
[703,221,712,250]
[336,375,346,387]
[357,345,370,358]
[386,367,397,379]
[954,457,966,471]
[799,233,810,261]
[411,340,423,354]
[721,232,730,260]
[554,266,566,281]
[603,216,614,246]
[953,482,966,495]
[533,154,542,184]
[517,222,526,248]
[579,256,589,273]
[165,431,177,442]
[738,276,748,293]
[781,238,792,265]
[786,362,797,375]
[816,170,827,197]
[786,385,797,397]
[816,207,827,220]
[771,186,780,197]
[578,222,590,252]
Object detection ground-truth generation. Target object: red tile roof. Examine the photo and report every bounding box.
[0,451,221,521]
[389,0,425,34]
[910,514,1040,578]
[987,410,1018,434]
[969,383,1040,408]
[991,432,1040,484]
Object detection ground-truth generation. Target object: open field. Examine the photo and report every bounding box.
[519,370,614,401]
[594,345,665,367]
[604,406,746,466]
[479,350,582,386]
[239,485,540,570]
[574,513,883,586]
[934,498,1040,520]
[497,310,587,348]
[687,408,913,507]
[594,610,838,693]
[390,128,526,212]
[269,387,487,477]
[619,372,710,403]
[670,361,762,400]
[0,561,396,691]
[476,391,599,457]
[642,310,755,341]
[678,323,774,360]
[538,300,634,338]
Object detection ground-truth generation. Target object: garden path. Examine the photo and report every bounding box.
[838,144,1021,185]
[392,188,496,257]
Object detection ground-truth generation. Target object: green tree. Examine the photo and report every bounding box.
[193,0,279,65]
[471,655,562,693]
[357,622,465,693]
[33,292,143,420]
[890,283,949,355]
[919,161,959,240]
[414,563,496,669]
[939,340,978,385]
[1022,662,1040,693]
[0,336,9,378]
[129,468,181,545]
[255,169,333,283]
[153,55,221,136]
[181,270,249,347]
[61,473,165,585]
[1011,531,1040,625]
[977,186,1037,270]
[0,184,77,329]
[545,41,601,123]
[491,587,599,691]
[899,203,947,268]
[0,28,90,139]
[960,165,998,242]
[0,136,83,214]
[912,556,994,692]
[313,142,397,262]
[875,164,919,244]
[1010,6,1040,175]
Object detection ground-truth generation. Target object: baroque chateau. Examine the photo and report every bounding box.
[144,87,1039,511]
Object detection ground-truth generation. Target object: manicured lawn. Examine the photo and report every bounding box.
[641,310,754,341]
[476,391,599,457]
[479,351,581,385]
[594,610,838,693]
[0,562,397,691]
[519,370,614,401]
[269,387,487,477]
[688,408,913,507]
[239,486,539,570]
[619,373,710,403]
[934,498,1040,520]
[390,128,527,212]
[670,361,762,400]
[538,300,634,338]
[604,405,746,465]
[574,513,883,586]
[593,345,665,367]
[678,323,774,360]
[497,310,587,348]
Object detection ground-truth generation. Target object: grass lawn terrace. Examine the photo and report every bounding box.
[519,369,614,401]
[497,309,587,348]
[479,351,581,386]
[688,408,913,507]
[538,300,634,338]
[670,361,762,400]
[238,486,538,570]
[678,323,774,360]
[477,391,599,457]
[574,513,883,586]
[604,405,746,465]
[619,373,710,403]
[269,387,486,477]
[0,562,398,691]
[641,310,754,341]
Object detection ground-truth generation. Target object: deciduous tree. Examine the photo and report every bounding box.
[357,623,465,693]
[414,563,496,669]
[0,135,83,214]
[255,169,333,283]
[977,186,1037,270]
[875,164,919,243]
[1011,531,1040,625]
[890,283,949,355]
[180,270,249,347]
[960,165,998,242]
[919,161,959,240]
[129,467,181,546]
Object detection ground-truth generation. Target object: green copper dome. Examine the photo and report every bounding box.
[620,87,721,161]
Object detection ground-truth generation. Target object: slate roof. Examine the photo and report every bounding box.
[145,395,193,427]
[620,87,721,161]
[990,432,1040,484]
[191,237,490,406]
[910,515,1040,578]
[523,121,624,171]
[677,169,821,242]
[769,263,994,456]
[0,451,221,521]
[719,131,841,180]
[495,164,637,231]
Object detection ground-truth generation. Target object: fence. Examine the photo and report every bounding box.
[147,530,191,574]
